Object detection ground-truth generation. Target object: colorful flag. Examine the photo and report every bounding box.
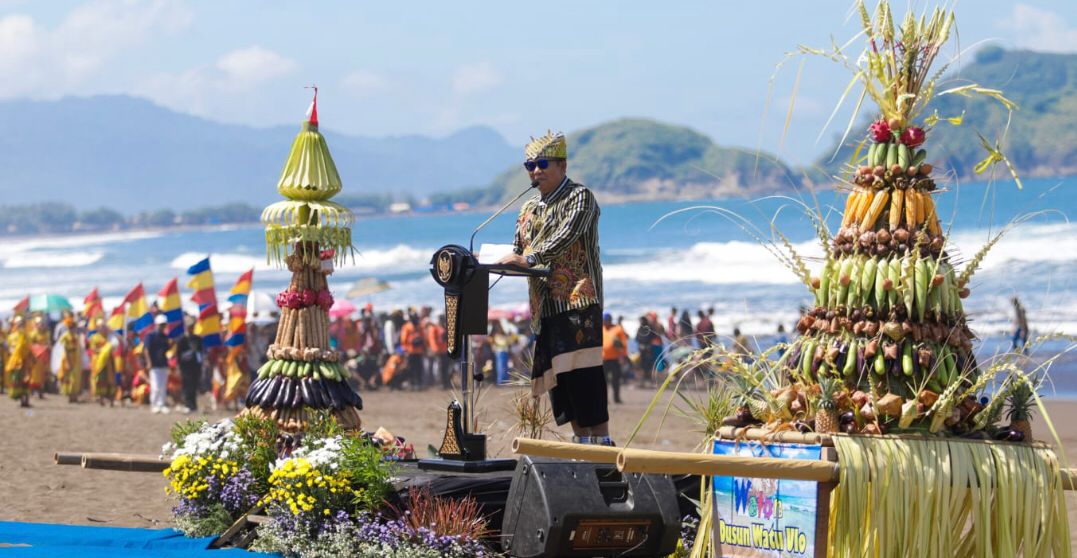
[157,278,185,339]
[12,295,28,315]
[123,283,154,336]
[107,304,126,332]
[83,288,103,321]
[186,257,222,348]
[195,304,222,348]
[225,269,253,346]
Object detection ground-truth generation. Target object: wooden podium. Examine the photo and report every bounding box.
[419,244,548,472]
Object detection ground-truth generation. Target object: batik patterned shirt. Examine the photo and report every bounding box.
[513,177,603,331]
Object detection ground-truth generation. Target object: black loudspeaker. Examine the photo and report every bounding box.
[502,455,680,557]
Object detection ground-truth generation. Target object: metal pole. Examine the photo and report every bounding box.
[460,334,470,434]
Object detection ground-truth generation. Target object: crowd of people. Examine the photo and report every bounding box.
[0,301,768,412]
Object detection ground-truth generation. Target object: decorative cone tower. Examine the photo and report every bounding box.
[725,2,1026,438]
[241,89,363,432]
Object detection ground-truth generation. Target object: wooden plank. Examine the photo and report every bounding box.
[210,504,265,549]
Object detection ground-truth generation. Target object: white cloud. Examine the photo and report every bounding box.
[451,61,502,96]
[0,0,191,99]
[340,70,388,98]
[1004,4,1077,53]
[136,46,297,118]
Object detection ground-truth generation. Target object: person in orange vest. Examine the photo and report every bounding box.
[602,312,628,404]
[398,311,426,390]
[425,314,451,390]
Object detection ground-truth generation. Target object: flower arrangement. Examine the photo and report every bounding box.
[163,417,270,537]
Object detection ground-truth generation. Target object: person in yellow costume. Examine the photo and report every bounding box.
[0,319,9,395]
[5,315,31,407]
[87,320,116,406]
[28,315,50,398]
[221,345,250,411]
[55,311,83,403]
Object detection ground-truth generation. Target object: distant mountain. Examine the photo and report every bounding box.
[473,118,796,205]
[818,48,1077,179]
[0,95,518,211]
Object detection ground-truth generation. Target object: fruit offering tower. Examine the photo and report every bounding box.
[728,2,1027,439]
[241,90,363,432]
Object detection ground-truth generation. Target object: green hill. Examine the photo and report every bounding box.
[818,47,1077,180]
[469,118,796,205]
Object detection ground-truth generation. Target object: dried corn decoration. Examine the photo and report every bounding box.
[829,435,1070,557]
[240,89,363,432]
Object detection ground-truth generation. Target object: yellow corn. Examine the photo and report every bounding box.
[889,188,905,229]
[860,189,890,231]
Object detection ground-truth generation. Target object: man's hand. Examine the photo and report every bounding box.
[496,253,529,267]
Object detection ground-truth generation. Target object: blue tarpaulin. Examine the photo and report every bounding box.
[0,521,277,557]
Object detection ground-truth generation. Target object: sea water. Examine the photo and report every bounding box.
[1,177,1073,386]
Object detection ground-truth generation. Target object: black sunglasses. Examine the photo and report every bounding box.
[523,158,561,172]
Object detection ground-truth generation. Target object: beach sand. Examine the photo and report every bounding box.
[2,385,1076,548]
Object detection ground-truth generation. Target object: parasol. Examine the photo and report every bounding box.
[329,299,357,319]
[29,294,73,313]
[346,277,391,298]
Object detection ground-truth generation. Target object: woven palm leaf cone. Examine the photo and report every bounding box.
[241,90,362,433]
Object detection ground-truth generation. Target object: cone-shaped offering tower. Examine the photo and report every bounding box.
[724,1,1029,438]
[242,90,362,432]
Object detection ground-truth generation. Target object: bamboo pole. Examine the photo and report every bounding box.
[617,448,840,482]
[54,452,82,466]
[716,426,833,446]
[80,453,168,473]
[512,437,622,464]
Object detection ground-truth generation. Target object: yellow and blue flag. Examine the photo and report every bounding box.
[186,257,221,348]
[225,268,252,347]
[123,283,153,336]
[157,278,184,339]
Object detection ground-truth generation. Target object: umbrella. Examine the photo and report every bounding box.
[346,277,391,298]
[329,299,357,319]
[29,294,72,313]
[247,290,278,317]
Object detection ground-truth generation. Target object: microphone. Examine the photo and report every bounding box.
[468,180,539,254]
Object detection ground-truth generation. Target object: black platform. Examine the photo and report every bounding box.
[416,457,518,473]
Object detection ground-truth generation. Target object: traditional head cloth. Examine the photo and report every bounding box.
[524,130,567,160]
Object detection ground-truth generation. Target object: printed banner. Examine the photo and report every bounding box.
[712,439,821,557]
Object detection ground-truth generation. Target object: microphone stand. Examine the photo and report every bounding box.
[469,180,538,254]
[460,180,536,435]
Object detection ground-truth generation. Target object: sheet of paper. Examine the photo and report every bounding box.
[477,243,515,264]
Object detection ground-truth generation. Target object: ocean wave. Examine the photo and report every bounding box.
[170,245,431,276]
[171,252,269,274]
[1,250,105,269]
[0,230,163,257]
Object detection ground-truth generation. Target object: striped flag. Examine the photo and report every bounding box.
[83,288,104,321]
[123,283,153,337]
[225,268,253,347]
[196,304,222,347]
[12,295,29,315]
[107,304,126,332]
[157,278,185,339]
[186,257,221,348]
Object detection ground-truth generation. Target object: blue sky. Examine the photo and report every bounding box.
[2,1,1075,165]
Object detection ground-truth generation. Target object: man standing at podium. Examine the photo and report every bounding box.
[497,131,611,446]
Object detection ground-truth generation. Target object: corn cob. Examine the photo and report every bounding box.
[855,189,875,227]
[889,188,904,229]
[905,187,919,228]
[860,188,890,230]
[842,192,858,227]
[923,191,941,236]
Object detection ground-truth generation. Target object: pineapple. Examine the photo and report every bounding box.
[1006,381,1035,442]
[815,377,841,434]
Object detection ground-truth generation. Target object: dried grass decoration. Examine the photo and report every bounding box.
[829,435,1070,557]
[241,88,363,433]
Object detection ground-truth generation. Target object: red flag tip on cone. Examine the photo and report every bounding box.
[305,85,318,127]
